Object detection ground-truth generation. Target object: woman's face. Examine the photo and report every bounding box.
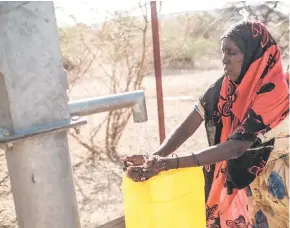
[221,37,244,81]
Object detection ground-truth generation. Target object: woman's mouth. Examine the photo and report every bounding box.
[224,66,231,72]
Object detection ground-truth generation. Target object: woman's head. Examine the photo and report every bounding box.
[221,20,277,83]
[221,36,244,81]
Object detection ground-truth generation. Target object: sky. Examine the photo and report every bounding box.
[53,0,276,27]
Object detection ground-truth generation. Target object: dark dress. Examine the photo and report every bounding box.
[194,76,289,227]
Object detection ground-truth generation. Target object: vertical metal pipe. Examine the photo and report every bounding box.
[150,1,166,144]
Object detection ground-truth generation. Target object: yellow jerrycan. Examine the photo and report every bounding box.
[122,167,206,228]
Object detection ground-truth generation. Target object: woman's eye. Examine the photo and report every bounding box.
[228,51,236,56]
[221,49,236,56]
[221,49,238,57]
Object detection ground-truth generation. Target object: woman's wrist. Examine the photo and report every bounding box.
[158,157,178,171]
[156,152,201,173]
[159,153,201,171]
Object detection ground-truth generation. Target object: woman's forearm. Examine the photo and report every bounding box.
[163,139,253,169]
[153,109,204,157]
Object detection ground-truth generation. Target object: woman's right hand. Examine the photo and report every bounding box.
[125,155,168,182]
[121,154,146,169]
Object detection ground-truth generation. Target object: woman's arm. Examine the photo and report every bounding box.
[126,139,254,182]
[163,139,253,169]
[122,107,204,168]
[153,108,204,157]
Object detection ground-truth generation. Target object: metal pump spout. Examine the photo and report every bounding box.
[68,90,148,123]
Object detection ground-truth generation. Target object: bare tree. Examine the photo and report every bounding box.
[99,4,149,161]
[59,2,150,163]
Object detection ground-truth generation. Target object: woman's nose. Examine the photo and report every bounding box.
[222,54,229,64]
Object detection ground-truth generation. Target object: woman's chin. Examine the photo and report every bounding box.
[225,74,237,81]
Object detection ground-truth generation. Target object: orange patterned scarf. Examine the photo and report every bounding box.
[206,20,289,227]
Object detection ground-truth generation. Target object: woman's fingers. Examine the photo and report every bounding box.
[121,155,146,167]
[124,155,165,181]
[125,165,159,182]
[126,166,144,181]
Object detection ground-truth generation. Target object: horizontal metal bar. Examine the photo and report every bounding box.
[68,90,148,123]
[0,117,87,144]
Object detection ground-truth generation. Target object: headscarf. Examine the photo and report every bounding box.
[205,20,289,227]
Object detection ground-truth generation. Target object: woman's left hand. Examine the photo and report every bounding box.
[125,155,168,182]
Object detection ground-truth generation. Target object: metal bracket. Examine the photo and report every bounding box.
[0,116,87,147]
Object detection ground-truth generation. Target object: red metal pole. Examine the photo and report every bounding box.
[150,1,166,144]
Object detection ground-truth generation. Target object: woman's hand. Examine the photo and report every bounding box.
[125,155,168,182]
[121,154,146,169]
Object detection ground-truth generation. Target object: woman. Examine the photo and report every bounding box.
[122,20,289,227]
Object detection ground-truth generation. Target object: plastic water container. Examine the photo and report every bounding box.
[122,167,206,228]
